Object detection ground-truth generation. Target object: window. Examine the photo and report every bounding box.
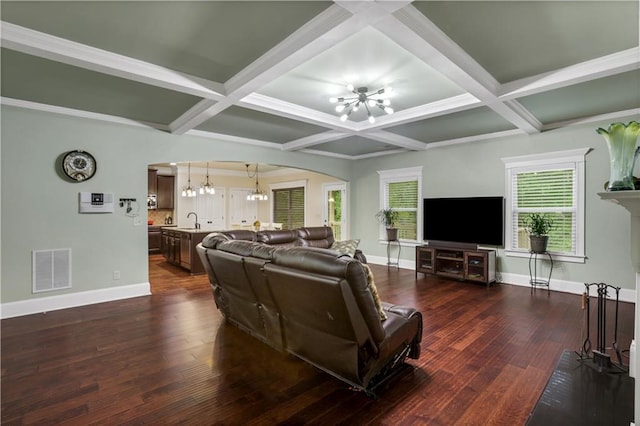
[272,181,306,229]
[503,148,589,262]
[378,167,422,242]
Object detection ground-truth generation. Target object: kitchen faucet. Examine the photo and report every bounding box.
[187,212,200,229]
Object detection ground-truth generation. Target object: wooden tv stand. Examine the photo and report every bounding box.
[415,244,496,287]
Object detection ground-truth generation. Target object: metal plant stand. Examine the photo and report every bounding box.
[529,251,553,294]
[387,239,400,269]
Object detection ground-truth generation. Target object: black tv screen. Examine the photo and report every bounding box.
[423,197,504,246]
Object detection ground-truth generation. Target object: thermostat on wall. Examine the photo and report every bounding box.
[79,192,114,213]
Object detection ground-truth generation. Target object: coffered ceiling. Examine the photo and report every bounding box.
[2,1,639,160]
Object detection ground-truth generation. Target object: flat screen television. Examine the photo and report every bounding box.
[423,196,504,246]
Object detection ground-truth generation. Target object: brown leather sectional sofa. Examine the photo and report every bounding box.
[196,226,423,396]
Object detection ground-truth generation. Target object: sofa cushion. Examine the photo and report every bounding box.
[257,229,299,247]
[362,264,387,320]
[297,226,334,248]
[201,232,231,249]
[330,239,360,257]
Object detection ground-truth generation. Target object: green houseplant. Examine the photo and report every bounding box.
[376,208,400,241]
[523,213,554,253]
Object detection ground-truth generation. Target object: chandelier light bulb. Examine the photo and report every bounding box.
[181,189,186,197]
[199,187,204,195]
[330,84,394,123]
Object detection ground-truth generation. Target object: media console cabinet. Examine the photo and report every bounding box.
[415,245,496,287]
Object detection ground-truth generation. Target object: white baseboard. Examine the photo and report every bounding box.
[0,282,151,319]
[367,256,636,304]
[368,255,415,270]
[500,272,636,303]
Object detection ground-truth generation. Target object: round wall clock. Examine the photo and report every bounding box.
[61,150,97,182]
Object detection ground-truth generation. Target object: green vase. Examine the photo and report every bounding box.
[596,121,640,191]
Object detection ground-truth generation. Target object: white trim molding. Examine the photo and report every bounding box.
[0,282,151,319]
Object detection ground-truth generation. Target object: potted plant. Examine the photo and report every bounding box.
[376,208,400,241]
[523,213,554,253]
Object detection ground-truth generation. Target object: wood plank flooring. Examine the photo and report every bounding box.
[1,255,634,425]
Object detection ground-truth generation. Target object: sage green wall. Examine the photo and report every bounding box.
[351,120,637,290]
[0,106,351,303]
[1,105,637,308]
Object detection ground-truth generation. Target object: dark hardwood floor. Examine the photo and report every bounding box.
[1,255,634,425]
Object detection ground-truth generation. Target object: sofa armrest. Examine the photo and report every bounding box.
[381,302,422,359]
[354,249,367,264]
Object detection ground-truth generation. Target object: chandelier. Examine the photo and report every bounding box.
[181,162,197,197]
[329,84,393,123]
[246,164,268,201]
[200,162,215,195]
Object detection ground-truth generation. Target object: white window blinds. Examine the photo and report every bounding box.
[273,187,305,229]
[387,180,418,240]
[512,168,576,253]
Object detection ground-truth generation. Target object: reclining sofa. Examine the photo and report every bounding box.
[196,226,423,396]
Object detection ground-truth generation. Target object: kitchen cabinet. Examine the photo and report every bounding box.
[156,175,175,209]
[148,225,162,254]
[148,169,157,194]
[161,228,208,275]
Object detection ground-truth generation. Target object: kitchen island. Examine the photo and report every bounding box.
[161,227,215,275]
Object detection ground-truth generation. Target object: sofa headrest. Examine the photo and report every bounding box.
[219,230,257,242]
[257,230,299,246]
[297,226,334,248]
[271,246,356,278]
[217,239,277,260]
[201,232,231,249]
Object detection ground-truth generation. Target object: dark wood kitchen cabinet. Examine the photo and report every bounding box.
[148,169,157,194]
[161,228,208,275]
[148,225,162,254]
[156,175,175,209]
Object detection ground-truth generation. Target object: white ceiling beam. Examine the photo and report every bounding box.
[239,93,355,132]
[171,2,416,135]
[0,21,226,100]
[359,93,481,131]
[500,47,640,100]
[362,130,428,151]
[377,6,542,134]
[282,131,350,151]
[170,5,358,134]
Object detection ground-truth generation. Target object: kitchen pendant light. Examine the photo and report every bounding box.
[181,162,197,198]
[200,162,215,195]
[246,164,268,201]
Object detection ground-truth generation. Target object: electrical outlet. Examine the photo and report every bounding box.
[133,217,141,226]
[113,270,120,280]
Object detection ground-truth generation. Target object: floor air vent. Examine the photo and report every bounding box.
[32,249,71,293]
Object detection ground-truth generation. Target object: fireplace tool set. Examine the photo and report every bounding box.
[577,282,626,373]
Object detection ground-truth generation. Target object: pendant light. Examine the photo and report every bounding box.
[200,162,215,195]
[181,162,197,197]
[246,164,268,201]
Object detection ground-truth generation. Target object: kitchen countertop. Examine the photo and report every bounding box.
[161,227,218,234]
